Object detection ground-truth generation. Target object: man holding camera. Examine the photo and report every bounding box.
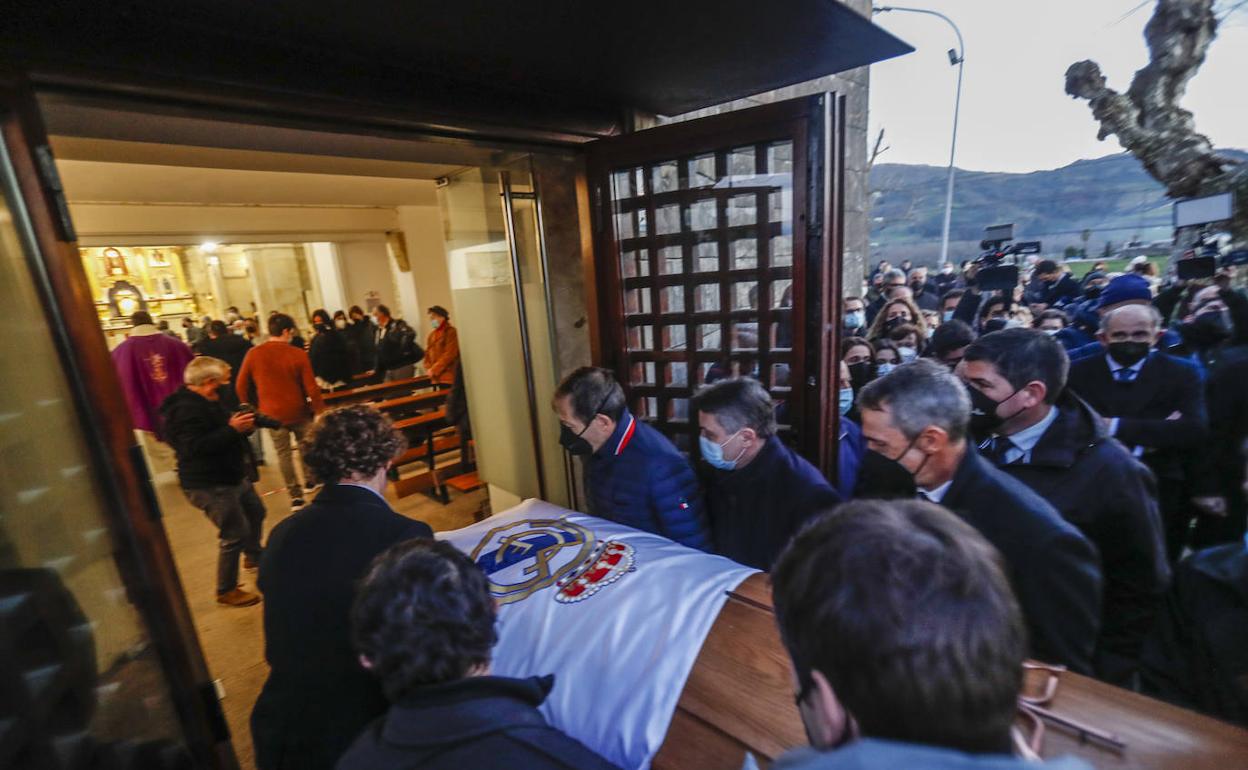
[161,356,267,607]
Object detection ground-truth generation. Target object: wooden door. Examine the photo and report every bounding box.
[587,95,844,472]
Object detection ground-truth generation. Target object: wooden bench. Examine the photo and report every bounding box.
[323,375,432,406]
[372,389,447,420]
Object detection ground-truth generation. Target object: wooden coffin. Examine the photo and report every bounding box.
[654,574,1248,769]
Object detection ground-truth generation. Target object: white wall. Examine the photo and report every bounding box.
[339,241,399,316]
[397,205,453,334]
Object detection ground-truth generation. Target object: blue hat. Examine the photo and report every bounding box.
[1096,274,1152,309]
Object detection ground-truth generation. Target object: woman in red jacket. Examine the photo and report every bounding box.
[424,305,460,387]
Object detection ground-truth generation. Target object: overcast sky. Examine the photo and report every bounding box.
[868,0,1248,173]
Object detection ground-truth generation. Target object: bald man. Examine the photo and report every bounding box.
[1067,304,1209,563]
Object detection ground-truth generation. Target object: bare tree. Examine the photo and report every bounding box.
[1064,0,1242,202]
[868,127,890,171]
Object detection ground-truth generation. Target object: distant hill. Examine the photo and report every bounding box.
[868,150,1248,265]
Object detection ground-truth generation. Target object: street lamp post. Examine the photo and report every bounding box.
[874,5,965,265]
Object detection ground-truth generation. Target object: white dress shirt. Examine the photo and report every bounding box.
[918,478,954,504]
[996,405,1060,465]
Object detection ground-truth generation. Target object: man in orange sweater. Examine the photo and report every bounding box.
[236,313,326,508]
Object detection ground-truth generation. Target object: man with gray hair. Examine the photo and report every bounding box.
[692,378,840,570]
[866,268,908,325]
[161,356,266,607]
[858,359,1102,672]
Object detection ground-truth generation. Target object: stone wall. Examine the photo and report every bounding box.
[653,0,873,298]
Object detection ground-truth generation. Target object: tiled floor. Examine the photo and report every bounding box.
[145,434,483,769]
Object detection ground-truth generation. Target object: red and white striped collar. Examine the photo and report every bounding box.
[613,414,637,456]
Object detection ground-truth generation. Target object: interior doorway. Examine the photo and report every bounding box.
[39,102,581,768]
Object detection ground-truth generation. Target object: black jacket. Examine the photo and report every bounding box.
[1193,347,1248,547]
[252,483,433,770]
[194,332,253,373]
[989,392,1170,681]
[1027,273,1082,308]
[704,436,842,570]
[346,318,378,374]
[336,675,620,770]
[375,318,423,372]
[160,387,250,489]
[1067,351,1208,481]
[1140,542,1248,726]
[309,327,354,385]
[941,446,1103,673]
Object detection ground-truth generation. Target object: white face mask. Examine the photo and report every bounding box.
[1042,328,1061,336]
[430,318,441,330]
[876,362,897,376]
[334,318,347,329]
[898,346,918,363]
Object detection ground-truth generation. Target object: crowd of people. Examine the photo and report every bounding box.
[115,253,1248,770]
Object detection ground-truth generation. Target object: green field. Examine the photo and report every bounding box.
[1063,256,1167,279]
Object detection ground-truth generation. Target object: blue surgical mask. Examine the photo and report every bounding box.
[898,346,918,363]
[838,387,854,416]
[876,362,897,377]
[430,318,441,329]
[844,311,865,329]
[942,310,955,322]
[700,430,745,471]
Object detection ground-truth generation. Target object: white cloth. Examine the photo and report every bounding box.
[919,478,954,503]
[438,499,758,770]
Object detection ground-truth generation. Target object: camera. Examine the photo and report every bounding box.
[972,224,1042,292]
[1173,192,1234,280]
[237,402,283,430]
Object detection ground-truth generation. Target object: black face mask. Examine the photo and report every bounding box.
[847,361,874,392]
[1180,311,1231,348]
[884,316,908,332]
[1084,285,1103,300]
[559,423,594,456]
[967,383,1019,437]
[855,449,917,499]
[1107,341,1151,368]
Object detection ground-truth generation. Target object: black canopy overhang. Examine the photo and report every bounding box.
[8,0,912,141]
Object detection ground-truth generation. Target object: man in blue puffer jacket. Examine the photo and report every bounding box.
[553,367,710,550]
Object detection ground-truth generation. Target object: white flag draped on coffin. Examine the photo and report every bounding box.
[438,499,758,770]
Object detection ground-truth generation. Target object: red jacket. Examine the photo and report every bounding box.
[235,339,324,425]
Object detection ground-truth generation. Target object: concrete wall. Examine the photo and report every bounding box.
[338,241,399,317]
[652,0,873,296]
[397,204,454,335]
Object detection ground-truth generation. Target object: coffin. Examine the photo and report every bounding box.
[442,501,1248,769]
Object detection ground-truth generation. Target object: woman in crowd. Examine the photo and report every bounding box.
[423,305,460,387]
[873,339,901,377]
[886,323,924,362]
[865,296,927,345]
[308,309,353,390]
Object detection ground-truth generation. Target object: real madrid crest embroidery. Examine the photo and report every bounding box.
[470,518,636,605]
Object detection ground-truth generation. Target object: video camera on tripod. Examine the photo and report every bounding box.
[1173,192,1234,280]
[972,224,1042,292]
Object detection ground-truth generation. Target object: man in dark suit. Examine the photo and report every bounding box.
[1067,304,1209,562]
[251,405,432,770]
[958,328,1169,683]
[858,360,1102,673]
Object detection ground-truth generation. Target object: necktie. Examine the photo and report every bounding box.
[982,435,1016,466]
[1114,367,1136,383]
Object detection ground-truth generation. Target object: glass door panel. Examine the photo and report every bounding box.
[0,128,197,768]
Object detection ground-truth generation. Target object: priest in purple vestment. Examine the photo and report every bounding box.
[112,311,195,439]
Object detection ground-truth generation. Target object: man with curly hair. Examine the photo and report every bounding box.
[251,405,433,770]
[338,539,619,770]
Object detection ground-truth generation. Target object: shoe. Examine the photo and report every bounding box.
[243,555,262,570]
[216,588,261,607]
[291,497,306,510]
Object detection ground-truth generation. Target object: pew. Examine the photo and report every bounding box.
[322,375,432,406]
[654,573,1248,769]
